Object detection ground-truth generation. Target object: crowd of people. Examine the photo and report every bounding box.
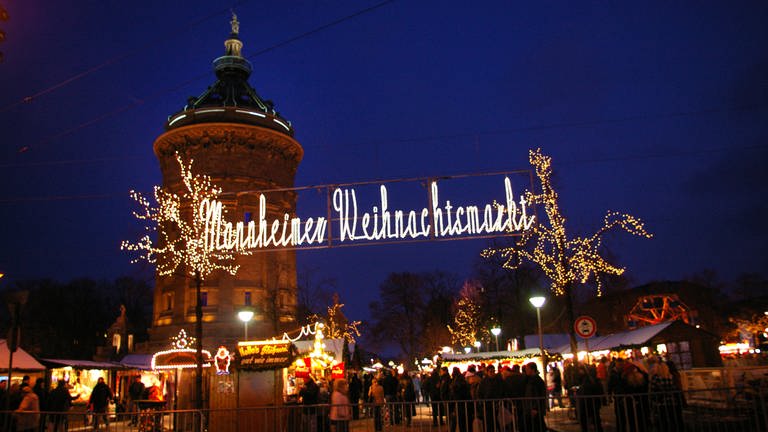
[560,355,686,432]
[296,361,549,432]
[295,354,685,432]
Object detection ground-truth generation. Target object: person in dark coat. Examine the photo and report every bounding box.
[348,373,362,420]
[522,362,547,432]
[32,378,47,430]
[49,380,75,432]
[576,364,604,432]
[397,373,416,426]
[299,377,320,432]
[449,367,472,432]
[89,377,113,431]
[127,376,145,426]
[381,370,398,425]
[0,380,8,430]
[503,364,528,430]
[427,368,446,426]
[477,364,505,432]
[362,373,373,418]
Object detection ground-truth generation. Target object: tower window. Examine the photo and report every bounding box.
[244,291,252,306]
[244,211,252,222]
[201,291,208,307]
[165,294,173,311]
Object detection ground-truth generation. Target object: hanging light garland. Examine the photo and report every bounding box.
[121,152,242,279]
[482,148,652,297]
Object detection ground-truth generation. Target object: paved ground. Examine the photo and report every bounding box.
[345,404,591,431]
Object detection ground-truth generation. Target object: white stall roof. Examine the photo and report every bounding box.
[0,340,45,371]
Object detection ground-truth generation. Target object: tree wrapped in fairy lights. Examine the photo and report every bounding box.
[121,153,241,410]
[323,293,362,343]
[448,280,484,350]
[482,148,652,356]
[306,293,362,347]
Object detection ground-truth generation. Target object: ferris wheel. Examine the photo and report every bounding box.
[626,294,692,329]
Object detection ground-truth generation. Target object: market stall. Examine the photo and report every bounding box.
[442,348,554,375]
[0,339,45,385]
[40,358,124,410]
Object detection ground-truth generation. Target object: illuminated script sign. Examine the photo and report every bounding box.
[238,341,296,371]
[200,174,535,252]
[331,362,345,380]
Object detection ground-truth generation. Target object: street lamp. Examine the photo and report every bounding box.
[529,296,547,370]
[491,326,501,351]
[237,308,254,340]
[464,346,472,354]
[473,340,481,353]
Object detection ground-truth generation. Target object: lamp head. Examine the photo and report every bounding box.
[529,296,546,308]
[237,309,254,323]
[491,327,501,336]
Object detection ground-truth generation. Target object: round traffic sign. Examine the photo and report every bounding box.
[574,316,597,339]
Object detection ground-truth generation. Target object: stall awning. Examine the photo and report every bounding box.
[443,348,544,362]
[0,340,45,372]
[119,354,154,370]
[40,358,125,370]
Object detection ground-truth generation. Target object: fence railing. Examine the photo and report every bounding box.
[1,387,765,432]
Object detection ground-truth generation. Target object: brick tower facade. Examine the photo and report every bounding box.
[147,15,302,350]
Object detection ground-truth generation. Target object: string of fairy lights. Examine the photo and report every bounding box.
[448,283,483,348]
[120,153,242,279]
[482,148,652,297]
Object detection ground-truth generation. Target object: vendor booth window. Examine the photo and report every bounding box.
[666,341,692,369]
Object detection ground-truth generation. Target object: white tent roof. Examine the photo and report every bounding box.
[0,340,45,372]
[553,321,676,354]
[293,338,350,362]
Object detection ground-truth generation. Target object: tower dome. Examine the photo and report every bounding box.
[165,13,294,137]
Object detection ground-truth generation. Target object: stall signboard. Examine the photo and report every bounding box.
[331,362,345,380]
[294,358,311,379]
[238,340,296,371]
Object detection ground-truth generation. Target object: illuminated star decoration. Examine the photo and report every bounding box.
[482,148,652,297]
[151,329,213,370]
[121,152,243,279]
[171,328,195,349]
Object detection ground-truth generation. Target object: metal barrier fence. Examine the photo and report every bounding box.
[0,387,765,432]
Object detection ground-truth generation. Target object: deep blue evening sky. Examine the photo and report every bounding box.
[0,1,766,319]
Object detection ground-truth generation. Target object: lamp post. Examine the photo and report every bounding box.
[237,308,254,340]
[529,296,547,370]
[491,326,501,351]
